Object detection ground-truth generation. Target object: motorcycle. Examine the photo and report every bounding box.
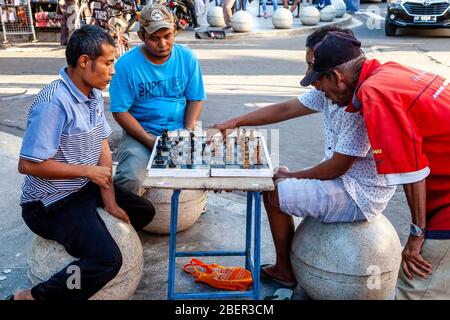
[88,0,138,55]
[159,0,192,31]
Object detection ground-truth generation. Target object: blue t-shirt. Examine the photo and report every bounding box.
[109,43,206,136]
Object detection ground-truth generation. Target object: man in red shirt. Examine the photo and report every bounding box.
[301,31,450,299]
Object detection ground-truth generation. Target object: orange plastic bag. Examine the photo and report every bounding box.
[183,258,253,291]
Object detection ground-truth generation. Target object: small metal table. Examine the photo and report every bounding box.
[143,176,275,300]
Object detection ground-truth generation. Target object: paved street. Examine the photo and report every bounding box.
[0,1,449,299]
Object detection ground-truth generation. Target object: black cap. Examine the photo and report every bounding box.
[300,31,363,87]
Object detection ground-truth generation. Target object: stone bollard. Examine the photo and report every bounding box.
[207,6,225,27]
[272,8,293,29]
[290,215,402,300]
[142,188,207,235]
[331,0,347,18]
[299,6,320,26]
[320,5,337,22]
[27,208,144,300]
[231,10,253,32]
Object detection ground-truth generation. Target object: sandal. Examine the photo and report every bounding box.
[264,288,294,300]
[260,264,297,288]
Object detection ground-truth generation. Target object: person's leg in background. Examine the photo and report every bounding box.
[261,0,268,17]
[272,0,278,14]
[282,0,288,9]
[290,0,300,16]
[114,132,152,196]
[396,239,450,300]
[184,0,201,29]
[222,0,236,28]
[235,0,247,10]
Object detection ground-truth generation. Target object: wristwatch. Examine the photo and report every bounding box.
[410,223,425,237]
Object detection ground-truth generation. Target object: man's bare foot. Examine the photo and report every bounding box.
[13,289,35,300]
[261,264,297,287]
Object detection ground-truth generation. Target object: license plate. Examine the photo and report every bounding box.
[413,15,437,22]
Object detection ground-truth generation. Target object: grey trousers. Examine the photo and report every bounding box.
[114,132,152,196]
[222,0,236,27]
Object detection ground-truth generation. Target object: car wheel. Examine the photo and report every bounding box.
[384,20,397,36]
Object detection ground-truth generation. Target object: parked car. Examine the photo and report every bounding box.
[385,0,450,36]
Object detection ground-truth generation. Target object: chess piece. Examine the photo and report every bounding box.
[161,129,169,152]
[240,129,246,151]
[168,157,176,168]
[215,138,222,158]
[243,137,250,169]
[190,132,195,164]
[155,142,164,164]
[211,138,217,157]
[235,128,240,143]
[226,138,233,163]
[255,137,261,165]
[249,129,255,142]
[201,142,206,158]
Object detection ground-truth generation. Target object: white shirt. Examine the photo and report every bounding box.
[298,89,396,220]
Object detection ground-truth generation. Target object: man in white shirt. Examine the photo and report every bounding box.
[211,26,396,288]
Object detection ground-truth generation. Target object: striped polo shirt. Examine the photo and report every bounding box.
[19,67,112,207]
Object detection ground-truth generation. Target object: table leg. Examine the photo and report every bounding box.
[245,192,253,270]
[253,191,262,300]
[168,189,181,300]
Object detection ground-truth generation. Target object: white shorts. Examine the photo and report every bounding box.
[276,178,366,223]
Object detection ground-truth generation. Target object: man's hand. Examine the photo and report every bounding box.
[86,165,112,190]
[273,166,291,181]
[208,119,239,143]
[401,235,432,280]
[105,204,131,224]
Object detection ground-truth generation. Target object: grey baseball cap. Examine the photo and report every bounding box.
[139,3,174,35]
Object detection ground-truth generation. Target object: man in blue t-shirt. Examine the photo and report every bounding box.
[110,3,206,195]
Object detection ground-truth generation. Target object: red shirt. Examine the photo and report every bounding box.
[346,59,450,236]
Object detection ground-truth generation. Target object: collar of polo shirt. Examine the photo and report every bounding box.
[59,67,101,103]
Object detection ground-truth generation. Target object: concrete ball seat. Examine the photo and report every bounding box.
[28,208,144,300]
[320,5,337,22]
[142,188,207,235]
[207,6,225,27]
[231,10,253,32]
[299,6,320,26]
[291,215,402,300]
[272,8,294,29]
[331,0,347,18]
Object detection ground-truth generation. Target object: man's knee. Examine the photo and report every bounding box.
[101,248,123,283]
[134,200,155,230]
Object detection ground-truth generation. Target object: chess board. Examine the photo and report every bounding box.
[146,129,273,178]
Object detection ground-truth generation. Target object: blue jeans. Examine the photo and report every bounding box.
[235,0,247,10]
[114,132,152,196]
[262,0,278,13]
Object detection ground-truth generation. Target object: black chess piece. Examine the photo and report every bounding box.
[162,129,169,140]
[161,130,169,152]
[155,143,164,164]
[168,157,176,168]
[201,142,206,157]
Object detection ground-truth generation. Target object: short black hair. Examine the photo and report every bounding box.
[66,24,116,68]
[306,26,355,49]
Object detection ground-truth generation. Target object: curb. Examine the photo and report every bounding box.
[173,14,353,44]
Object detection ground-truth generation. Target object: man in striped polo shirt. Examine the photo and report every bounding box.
[10,25,155,300]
